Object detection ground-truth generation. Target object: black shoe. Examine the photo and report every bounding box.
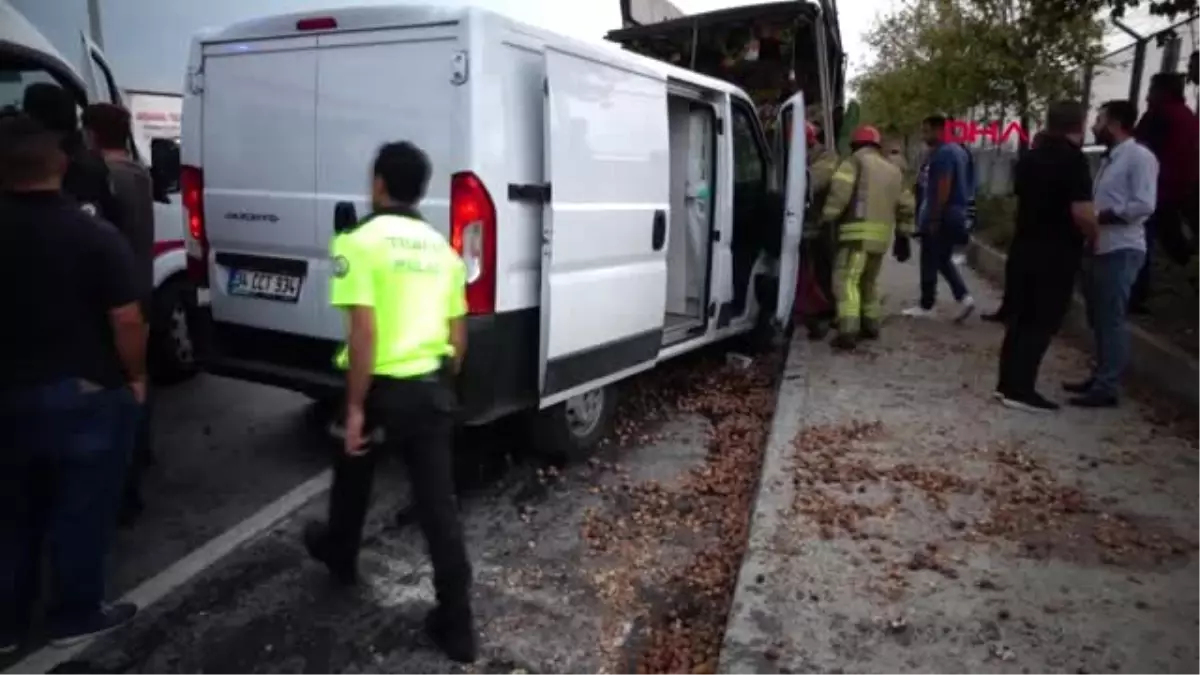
[981,309,1008,323]
[425,605,478,664]
[858,325,880,341]
[1062,378,1094,394]
[1129,303,1150,315]
[999,391,1060,413]
[303,521,358,586]
[806,322,830,341]
[831,333,857,351]
[48,602,137,647]
[1068,391,1119,408]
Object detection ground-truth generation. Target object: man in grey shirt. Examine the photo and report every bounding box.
[1064,100,1158,408]
[82,103,156,522]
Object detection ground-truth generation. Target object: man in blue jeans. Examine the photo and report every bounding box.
[903,114,975,321]
[0,114,147,652]
[1064,100,1158,407]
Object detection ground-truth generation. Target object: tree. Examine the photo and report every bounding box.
[855,0,1105,146]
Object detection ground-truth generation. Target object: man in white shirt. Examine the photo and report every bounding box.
[1064,100,1158,408]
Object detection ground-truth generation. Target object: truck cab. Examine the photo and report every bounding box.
[0,0,197,383]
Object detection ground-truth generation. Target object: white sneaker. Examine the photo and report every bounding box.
[954,296,976,323]
[901,306,935,318]
[952,252,967,266]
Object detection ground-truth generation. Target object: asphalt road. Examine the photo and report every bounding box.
[6,347,777,674]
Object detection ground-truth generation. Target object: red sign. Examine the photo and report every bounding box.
[943,120,1029,145]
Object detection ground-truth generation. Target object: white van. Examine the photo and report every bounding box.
[183,4,826,459]
[0,1,197,383]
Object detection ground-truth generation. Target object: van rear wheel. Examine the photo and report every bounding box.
[149,277,198,385]
[529,385,616,464]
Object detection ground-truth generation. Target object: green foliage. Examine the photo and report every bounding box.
[855,0,1106,138]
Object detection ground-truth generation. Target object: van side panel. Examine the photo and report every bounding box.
[202,37,319,331]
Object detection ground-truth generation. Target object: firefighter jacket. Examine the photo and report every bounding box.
[821,146,916,253]
[803,146,839,239]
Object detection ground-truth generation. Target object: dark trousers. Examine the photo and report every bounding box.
[122,387,153,516]
[325,375,471,615]
[919,228,970,310]
[1131,200,1198,308]
[800,231,836,328]
[0,380,137,637]
[991,238,1025,317]
[997,248,1079,396]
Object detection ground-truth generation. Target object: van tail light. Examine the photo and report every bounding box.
[181,164,209,287]
[296,16,337,31]
[449,172,496,315]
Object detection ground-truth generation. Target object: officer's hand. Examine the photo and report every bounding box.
[892,235,912,263]
[344,406,369,456]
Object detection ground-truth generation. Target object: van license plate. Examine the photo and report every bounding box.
[228,269,302,302]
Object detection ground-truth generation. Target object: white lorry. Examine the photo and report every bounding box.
[183,3,839,459]
[0,1,198,383]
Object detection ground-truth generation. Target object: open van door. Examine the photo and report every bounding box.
[78,33,123,106]
[539,46,671,407]
[772,92,807,326]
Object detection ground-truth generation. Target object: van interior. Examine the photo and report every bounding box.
[608,0,844,342]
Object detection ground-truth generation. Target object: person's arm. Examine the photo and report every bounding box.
[1066,153,1099,246]
[1101,149,1159,225]
[446,254,468,374]
[92,222,148,396]
[821,157,858,224]
[329,236,375,416]
[809,151,837,197]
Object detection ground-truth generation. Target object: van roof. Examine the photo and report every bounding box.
[197,4,470,44]
[195,3,754,102]
[0,0,87,95]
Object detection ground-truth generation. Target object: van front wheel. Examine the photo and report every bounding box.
[529,386,616,464]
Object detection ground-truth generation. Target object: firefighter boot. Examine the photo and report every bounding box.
[831,331,858,351]
[859,319,880,341]
[806,317,831,341]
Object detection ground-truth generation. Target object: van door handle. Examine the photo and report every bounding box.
[651,209,667,251]
[333,201,358,234]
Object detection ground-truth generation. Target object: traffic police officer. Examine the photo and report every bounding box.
[820,125,916,350]
[303,141,476,663]
[802,121,841,339]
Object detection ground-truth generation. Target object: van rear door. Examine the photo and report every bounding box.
[773,92,807,325]
[539,47,670,407]
[202,21,463,342]
[201,36,320,333]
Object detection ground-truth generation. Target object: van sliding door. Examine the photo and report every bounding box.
[539,46,670,407]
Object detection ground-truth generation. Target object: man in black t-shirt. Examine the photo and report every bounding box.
[995,102,1098,413]
[0,114,146,652]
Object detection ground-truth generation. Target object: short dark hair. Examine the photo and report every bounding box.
[1148,72,1186,102]
[1099,99,1138,131]
[922,114,947,129]
[81,103,132,150]
[22,82,78,134]
[1045,100,1086,135]
[373,141,430,204]
[0,113,65,187]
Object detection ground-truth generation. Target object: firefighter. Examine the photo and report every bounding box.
[820,125,916,350]
[801,121,841,339]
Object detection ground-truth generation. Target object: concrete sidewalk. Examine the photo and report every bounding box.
[722,256,1199,673]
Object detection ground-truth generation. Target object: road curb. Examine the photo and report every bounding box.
[719,335,810,673]
[966,237,1198,410]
